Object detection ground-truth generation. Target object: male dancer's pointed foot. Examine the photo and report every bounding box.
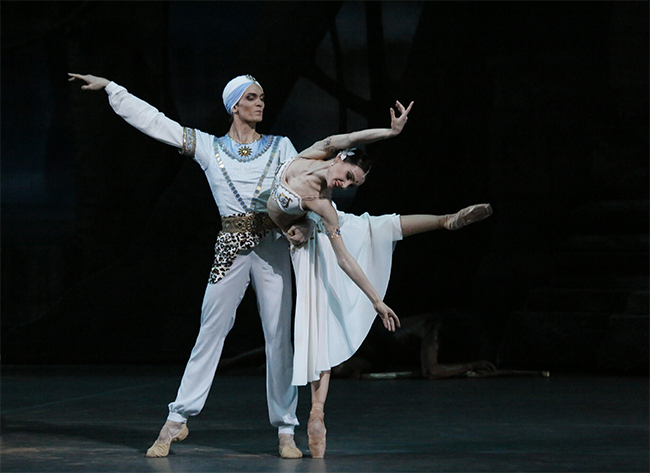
[278,433,303,459]
[307,402,326,458]
[442,203,493,230]
[145,421,189,458]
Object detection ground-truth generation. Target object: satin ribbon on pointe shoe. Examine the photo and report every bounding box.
[307,403,326,458]
[145,424,189,458]
[442,203,493,230]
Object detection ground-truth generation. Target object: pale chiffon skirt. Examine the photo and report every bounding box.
[290,211,402,386]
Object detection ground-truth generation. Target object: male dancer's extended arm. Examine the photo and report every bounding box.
[69,73,184,150]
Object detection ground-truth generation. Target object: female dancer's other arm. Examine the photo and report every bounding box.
[68,73,184,149]
[298,100,414,160]
[305,199,400,332]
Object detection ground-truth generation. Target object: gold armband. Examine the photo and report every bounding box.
[180,127,196,157]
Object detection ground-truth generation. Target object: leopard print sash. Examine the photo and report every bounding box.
[208,212,278,284]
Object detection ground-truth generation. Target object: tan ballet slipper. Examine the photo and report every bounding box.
[441,203,493,230]
[307,402,326,458]
[278,433,303,459]
[145,422,189,458]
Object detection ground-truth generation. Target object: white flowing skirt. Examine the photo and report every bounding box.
[291,211,402,386]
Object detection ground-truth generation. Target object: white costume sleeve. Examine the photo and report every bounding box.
[279,137,298,163]
[105,81,183,149]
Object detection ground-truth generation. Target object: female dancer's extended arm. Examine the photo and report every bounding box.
[305,199,400,332]
[298,100,414,160]
[68,73,184,149]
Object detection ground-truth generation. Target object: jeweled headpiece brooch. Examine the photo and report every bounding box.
[338,148,356,161]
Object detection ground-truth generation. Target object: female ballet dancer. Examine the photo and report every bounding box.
[267,102,492,458]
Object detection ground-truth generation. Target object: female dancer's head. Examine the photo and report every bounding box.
[327,148,371,189]
[223,75,265,124]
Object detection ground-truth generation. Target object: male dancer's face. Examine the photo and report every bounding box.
[232,84,265,124]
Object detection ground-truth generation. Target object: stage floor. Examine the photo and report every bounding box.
[1,365,647,473]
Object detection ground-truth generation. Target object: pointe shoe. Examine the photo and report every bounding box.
[145,423,189,458]
[278,433,303,459]
[442,203,493,230]
[307,403,326,458]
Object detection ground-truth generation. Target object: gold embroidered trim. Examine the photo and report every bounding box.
[221,212,277,233]
[181,127,196,157]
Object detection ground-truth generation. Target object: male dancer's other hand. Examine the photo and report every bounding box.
[285,219,315,248]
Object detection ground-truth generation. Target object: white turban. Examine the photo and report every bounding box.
[222,74,262,115]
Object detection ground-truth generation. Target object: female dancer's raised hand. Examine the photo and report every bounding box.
[68,73,110,90]
[389,100,414,136]
[374,301,401,332]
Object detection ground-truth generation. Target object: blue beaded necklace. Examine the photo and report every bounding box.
[217,135,273,163]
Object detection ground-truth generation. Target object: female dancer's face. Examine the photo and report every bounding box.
[327,160,366,189]
[233,84,265,123]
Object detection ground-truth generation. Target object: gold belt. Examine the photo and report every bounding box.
[221,212,277,233]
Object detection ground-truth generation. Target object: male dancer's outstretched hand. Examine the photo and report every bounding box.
[68,73,109,90]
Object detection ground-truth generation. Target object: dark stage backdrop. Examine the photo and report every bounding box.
[2,1,648,374]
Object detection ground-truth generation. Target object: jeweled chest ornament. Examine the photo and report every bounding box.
[237,145,253,158]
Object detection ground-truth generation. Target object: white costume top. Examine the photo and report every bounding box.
[105,82,297,217]
[270,158,322,215]
[105,82,298,283]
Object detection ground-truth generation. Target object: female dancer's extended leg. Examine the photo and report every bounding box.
[308,370,330,458]
[400,203,492,237]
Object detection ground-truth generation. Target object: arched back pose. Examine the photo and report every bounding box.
[69,73,304,459]
[267,104,493,458]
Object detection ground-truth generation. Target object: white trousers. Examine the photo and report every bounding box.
[167,232,299,434]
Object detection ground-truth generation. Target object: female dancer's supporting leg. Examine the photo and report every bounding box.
[308,370,330,458]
